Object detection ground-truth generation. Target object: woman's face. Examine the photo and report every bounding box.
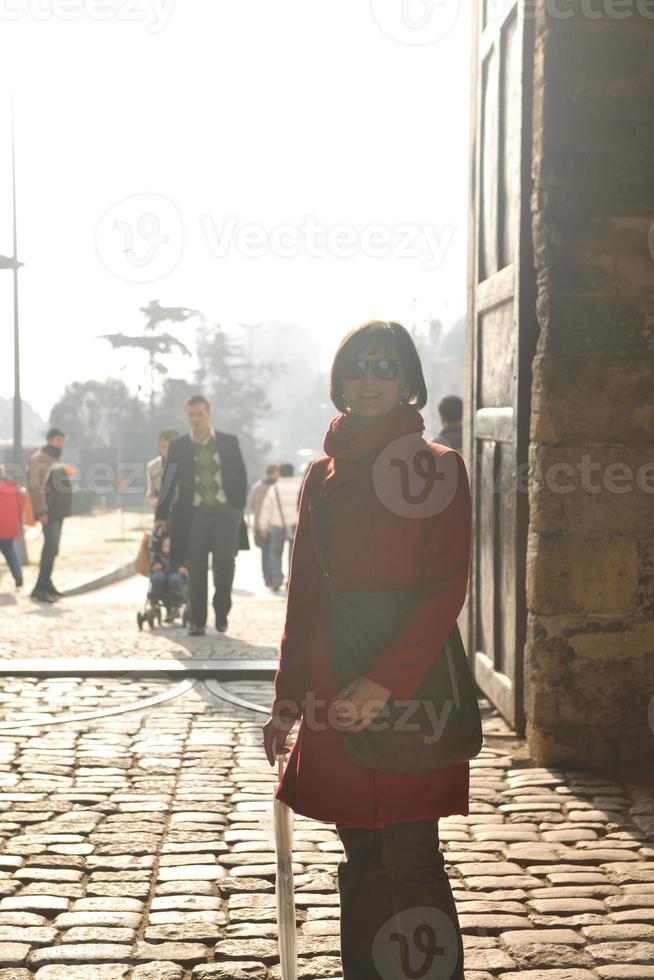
[341,345,406,419]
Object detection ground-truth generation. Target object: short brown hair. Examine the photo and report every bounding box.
[186,394,210,410]
[438,395,462,424]
[330,320,428,412]
[158,428,179,442]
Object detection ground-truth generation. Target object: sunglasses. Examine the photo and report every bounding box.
[341,357,402,382]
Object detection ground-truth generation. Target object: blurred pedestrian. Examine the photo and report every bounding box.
[247,464,280,587]
[436,394,463,452]
[258,462,302,592]
[0,464,23,590]
[156,395,249,636]
[27,427,73,603]
[146,428,179,509]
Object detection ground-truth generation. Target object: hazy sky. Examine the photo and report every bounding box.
[0,0,471,418]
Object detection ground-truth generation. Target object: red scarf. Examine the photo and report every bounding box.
[321,403,425,502]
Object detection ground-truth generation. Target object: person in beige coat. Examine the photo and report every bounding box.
[27,428,73,602]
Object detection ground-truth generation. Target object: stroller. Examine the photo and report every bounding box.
[137,527,190,630]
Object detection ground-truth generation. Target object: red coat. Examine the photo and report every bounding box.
[0,480,22,540]
[272,405,472,828]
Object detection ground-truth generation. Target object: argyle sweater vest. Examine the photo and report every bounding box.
[192,437,226,508]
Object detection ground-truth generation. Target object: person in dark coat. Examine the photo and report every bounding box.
[435,393,463,451]
[155,394,249,636]
[263,321,471,980]
[0,465,23,589]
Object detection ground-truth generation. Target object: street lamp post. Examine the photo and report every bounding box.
[11,106,22,475]
[0,103,26,564]
[1,103,24,474]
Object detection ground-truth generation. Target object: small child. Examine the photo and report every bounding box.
[149,529,188,621]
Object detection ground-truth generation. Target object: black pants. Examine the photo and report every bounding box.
[34,519,63,594]
[337,819,464,980]
[187,505,241,626]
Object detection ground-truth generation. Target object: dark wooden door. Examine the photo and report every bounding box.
[463,0,538,734]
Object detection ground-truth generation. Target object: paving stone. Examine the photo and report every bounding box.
[0,927,57,944]
[151,896,223,912]
[509,945,595,970]
[192,964,267,979]
[13,867,83,883]
[71,897,144,912]
[497,972,597,979]
[595,968,654,978]
[54,911,142,928]
[0,896,69,914]
[158,865,225,882]
[529,899,608,914]
[596,963,654,980]
[133,943,209,966]
[583,924,654,941]
[144,922,224,942]
[587,942,654,964]
[501,929,586,946]
[28,944,129,965]
[33,967,129,979]
[214,939,279,964]
[0,912,47,926]
[62,927,136,943]
[155,881,218,896]
[131,963,185,980]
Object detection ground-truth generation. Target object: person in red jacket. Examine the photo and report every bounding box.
[263,320,472,980]
[0,465,23,589]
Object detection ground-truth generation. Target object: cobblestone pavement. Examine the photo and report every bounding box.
[0,545,282,661]
[1,578,653,978]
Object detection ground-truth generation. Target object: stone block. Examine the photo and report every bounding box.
[531,354,654,445]
[536,293,652,357]
[529,445,654,536]
[527,532,638,616]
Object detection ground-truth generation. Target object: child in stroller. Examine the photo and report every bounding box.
[137,528,189,629]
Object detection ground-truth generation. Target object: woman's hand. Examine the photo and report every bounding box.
[263,713,295,767]
[331,676,392,734]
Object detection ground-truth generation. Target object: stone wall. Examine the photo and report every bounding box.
[525,6,654,769]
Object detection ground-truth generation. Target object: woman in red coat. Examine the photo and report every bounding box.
[263,320,471,980]
[0,465,23,589]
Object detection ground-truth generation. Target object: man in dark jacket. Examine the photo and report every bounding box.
[27,427,73,602]
[156,394,249,636]
[435,394,463,452]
